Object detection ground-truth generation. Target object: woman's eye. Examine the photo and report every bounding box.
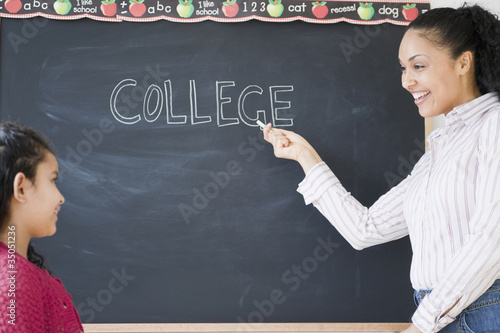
[414,64,425,70]
[400,65,406,72]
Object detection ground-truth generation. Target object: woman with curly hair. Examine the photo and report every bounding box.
[262,5,500,333]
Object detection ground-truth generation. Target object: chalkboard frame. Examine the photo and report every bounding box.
[82,322,412,332]
[0,15,433,332]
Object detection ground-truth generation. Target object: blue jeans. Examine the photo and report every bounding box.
[414,279,500,333]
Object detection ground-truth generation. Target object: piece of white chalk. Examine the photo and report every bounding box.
[256,120,273,131]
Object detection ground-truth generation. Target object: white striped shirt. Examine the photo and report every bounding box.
[297,93,500,333]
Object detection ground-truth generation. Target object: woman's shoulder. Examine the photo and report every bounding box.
[476,102,500,132]
[473,100,500,156]
[463,94,500,134]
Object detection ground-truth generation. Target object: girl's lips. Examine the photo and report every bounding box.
[412,91,431,105]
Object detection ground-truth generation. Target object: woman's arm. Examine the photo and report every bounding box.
[262,123,410,250]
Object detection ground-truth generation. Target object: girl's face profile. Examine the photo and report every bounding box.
[398,29,478,118]
[23,152,65,238]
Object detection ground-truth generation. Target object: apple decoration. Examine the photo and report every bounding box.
[267,0,283,18]
[177,0,194,18]
[129,0,146,17]
[311,1,327,19]
[53,0,72,15]
[222,0,239,18]
[101,0,117,16]
[402,3,419,21]
[5,0,22,14]
[357,2,374,20]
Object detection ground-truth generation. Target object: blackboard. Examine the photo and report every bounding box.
[0,17,423,325]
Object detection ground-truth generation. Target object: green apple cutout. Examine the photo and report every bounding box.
[357,2,374,20]
[54,0,72,15]
[177,0,194,18]
[267,0,284,18]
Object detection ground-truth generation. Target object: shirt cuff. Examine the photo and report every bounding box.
[412,297,456,333]
[297,162,343,205]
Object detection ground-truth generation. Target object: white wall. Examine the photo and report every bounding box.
[431,0,500,14]
[429,0,500,130]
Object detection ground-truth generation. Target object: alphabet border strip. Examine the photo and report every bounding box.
[0,0,430,25]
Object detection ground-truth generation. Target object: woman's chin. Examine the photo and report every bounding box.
[417,105,440,118]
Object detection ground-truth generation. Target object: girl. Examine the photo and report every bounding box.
[0,122,83,332]
[263,5,500,333]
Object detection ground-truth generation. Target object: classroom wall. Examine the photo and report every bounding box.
[22,1,494,332]
[75,1,495,332]
[431,0,500,13]
[429,0,500,130]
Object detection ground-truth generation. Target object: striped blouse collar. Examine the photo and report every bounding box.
[445,92,500,127]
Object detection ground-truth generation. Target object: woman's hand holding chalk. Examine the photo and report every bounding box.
[256,120,273,132]
[259,120,323,174]
[259,120,289,150]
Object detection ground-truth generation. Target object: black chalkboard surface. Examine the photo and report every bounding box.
[0,18,422,324]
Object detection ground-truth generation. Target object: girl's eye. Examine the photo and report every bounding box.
[414,64,425,70]
[400,65,406,72]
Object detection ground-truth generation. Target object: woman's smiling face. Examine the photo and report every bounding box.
[398,29,479,118]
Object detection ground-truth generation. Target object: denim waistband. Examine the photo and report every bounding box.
[414,279,500,307]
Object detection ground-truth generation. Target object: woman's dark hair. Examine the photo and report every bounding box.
[407,4,500,97]
[0,121,54,271]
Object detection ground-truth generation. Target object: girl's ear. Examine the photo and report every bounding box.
[12,173,30,203]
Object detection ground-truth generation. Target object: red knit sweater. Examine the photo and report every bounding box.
[0,242,83,332]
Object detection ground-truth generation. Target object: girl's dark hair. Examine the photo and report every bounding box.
[408,4,500,97]
[0,121,53,271]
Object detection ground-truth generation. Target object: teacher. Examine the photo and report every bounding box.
[263,5,500,333]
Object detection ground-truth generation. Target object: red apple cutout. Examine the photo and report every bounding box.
[311,1,327,19]
[222,0,239,18]
[129,0,146,17]
[101,0,117,16]
[5,0,22,13]
[402,3,418,21]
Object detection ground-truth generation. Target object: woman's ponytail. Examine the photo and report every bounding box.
[466,6,500,96]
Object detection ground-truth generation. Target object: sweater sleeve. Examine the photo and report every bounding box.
[297,162,410,250]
